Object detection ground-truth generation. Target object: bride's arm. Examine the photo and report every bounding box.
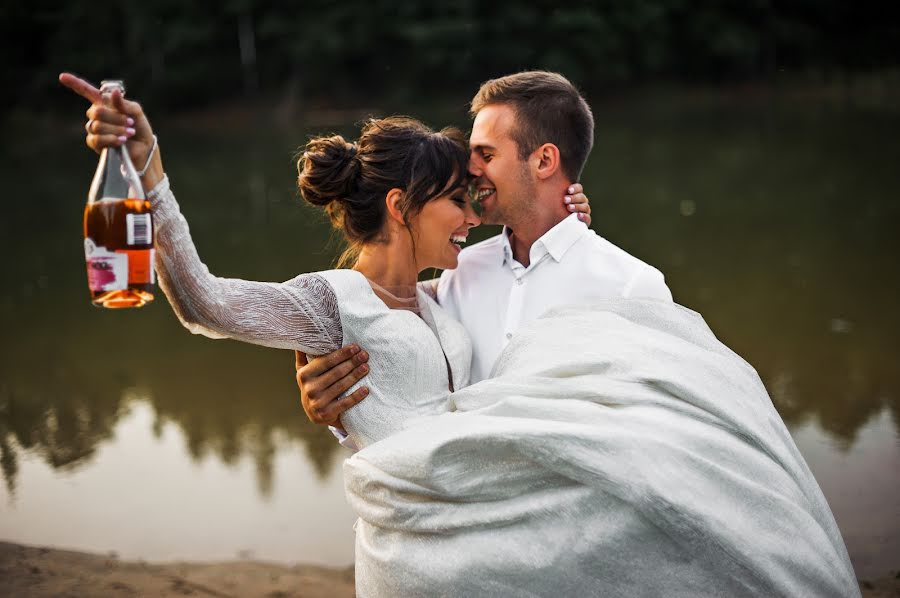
[149,175,343,353]
[61,72,342,355]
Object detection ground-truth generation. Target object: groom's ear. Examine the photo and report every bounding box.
[533,143,561,180]
[385,188,406,225]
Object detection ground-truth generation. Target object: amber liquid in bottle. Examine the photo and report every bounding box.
[84,198,155,308]
[83,80,155,309]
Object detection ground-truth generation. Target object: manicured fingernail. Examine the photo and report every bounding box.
[578,213,585,221]
[568,186,575,194]
[125,127,136,136]
[117,135,127,143]
[126,117,134,126]
[568,204,576,211]
[564,196,571,204]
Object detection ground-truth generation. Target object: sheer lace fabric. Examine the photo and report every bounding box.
[149,176,343,354]
[148,175,472,448]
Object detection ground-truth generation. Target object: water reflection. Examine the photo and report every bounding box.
[1,399,355,566]
[0,95,898,572]
[0,333,340,498]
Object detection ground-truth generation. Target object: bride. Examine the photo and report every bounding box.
[61,73,859,597]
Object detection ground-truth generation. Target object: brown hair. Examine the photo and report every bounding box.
[470,71,594,180]
[298,116,469,266]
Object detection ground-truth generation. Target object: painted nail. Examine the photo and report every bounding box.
[125,127,136,136]
[568,204,575,211]
[578,213,585,221]
[568,186,575,194]
[126,117,134,126]
[564,196,571,204]
[117,135,127,144]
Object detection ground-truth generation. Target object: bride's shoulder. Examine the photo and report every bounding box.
[282,268,354,281]
[283,269,368,295]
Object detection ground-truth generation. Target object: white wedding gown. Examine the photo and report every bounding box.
[149,177,859,597]
[149,176,472,450]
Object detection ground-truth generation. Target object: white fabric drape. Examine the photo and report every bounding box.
[345,300,859,597]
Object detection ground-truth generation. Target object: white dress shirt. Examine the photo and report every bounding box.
[438,213,673,383]
[330,213,672,447]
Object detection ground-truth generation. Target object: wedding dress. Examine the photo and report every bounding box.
[148,175,472,450]
[149,177,858,597]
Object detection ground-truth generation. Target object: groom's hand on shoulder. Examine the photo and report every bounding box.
[295,346,370,430]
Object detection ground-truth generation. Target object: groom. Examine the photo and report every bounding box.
[297,71,672,444]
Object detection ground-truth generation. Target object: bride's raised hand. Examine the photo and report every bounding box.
[563,183,591,226]
[59,73,163,188]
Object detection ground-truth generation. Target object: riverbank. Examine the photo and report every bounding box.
[2,541,898,597]
[0,542,354,598]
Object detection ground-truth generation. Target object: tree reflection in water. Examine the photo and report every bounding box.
[0,325,340,498]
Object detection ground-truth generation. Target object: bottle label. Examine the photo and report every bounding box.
[119,248,156,284]
[84,238,127,292]
[126,213,152,245]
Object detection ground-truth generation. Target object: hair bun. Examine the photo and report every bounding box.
[297,135,360,208]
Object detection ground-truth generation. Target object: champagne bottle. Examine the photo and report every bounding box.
[83,80,155,309]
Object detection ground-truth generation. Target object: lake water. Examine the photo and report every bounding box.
[1,92,898,579]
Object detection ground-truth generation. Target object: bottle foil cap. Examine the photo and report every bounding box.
[100,80,126,95]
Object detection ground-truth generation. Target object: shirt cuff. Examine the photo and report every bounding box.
[329,426,359,452]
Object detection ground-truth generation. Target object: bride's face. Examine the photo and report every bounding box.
[410,187,481,271]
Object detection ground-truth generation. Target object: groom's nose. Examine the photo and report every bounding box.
[468,154,484,177]
[464,200,481,226]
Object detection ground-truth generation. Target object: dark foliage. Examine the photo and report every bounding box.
[3,0,899,113]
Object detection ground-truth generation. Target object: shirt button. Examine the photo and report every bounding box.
[516,278,524,285]
[506,332,512,339]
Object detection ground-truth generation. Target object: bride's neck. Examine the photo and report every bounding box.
[354,243,419,305]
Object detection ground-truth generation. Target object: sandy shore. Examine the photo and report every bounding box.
[0,542,354,598]
[2,541,897,597]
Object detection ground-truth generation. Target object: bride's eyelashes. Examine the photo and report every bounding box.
[450,194,467,206]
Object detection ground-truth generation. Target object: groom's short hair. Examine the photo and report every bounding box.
[471,71,594,180]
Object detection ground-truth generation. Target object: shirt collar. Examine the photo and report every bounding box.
[500,213,588,267]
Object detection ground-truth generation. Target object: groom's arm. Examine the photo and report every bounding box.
[295,347,369,445]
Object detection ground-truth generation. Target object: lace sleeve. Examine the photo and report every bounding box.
[147,176,342,355]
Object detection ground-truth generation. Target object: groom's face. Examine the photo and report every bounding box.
[468,104,535,226]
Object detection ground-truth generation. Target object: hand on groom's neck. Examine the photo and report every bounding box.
[506,181,575,267]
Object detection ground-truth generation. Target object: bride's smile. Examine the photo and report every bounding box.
[410,188,480,270]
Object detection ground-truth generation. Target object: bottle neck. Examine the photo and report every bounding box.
[88,145,146,202]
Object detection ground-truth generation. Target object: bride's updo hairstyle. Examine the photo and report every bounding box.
[298,116,469,266]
